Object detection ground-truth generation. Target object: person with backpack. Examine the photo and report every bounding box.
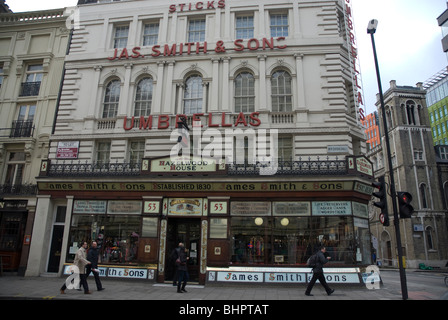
[305,246,335,296]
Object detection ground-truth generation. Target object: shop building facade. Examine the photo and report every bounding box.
[0,8,69,275]
[29,0,373,284]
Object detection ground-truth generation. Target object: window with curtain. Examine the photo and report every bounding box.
[236,15,254,39]
[270,13,288,37]
[183,75,203,114]
[129,140,145,165]
[103,80,121,118]
[113,25,129,48]
[188,19,206,42]
[96,141,111,164]
[234,72,255,113]
[143,23,159,46]
[271,70,292,112]
[134,78,153,116]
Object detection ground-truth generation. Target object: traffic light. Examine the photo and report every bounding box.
[397,192,414,218]
[372,176,389,226]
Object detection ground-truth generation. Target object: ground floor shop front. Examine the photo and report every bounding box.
[29,172,375,285]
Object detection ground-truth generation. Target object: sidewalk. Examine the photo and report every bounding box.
[0,274,406,301]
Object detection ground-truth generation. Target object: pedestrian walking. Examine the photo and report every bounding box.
[60,241,92,294]
[86,241,104,291]
[305,246,335,296]
[173,242,189,293]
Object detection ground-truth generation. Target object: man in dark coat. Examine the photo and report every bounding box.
[305,246,335,296]
[173,242,189,293]
[86,241,104,291]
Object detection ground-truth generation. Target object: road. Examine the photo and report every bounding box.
[379,269,448,300]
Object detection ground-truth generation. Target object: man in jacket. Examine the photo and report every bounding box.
[305,246,335,296]
[61,241,91,294]
[173,242,189,293]
[86,241,104,291]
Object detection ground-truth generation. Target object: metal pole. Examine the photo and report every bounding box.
[369,31,408,300]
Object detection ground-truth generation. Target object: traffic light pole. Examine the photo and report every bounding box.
[369,30,408,300]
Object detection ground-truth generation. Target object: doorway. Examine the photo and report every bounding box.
[47,225,64,272]
[165,218,201,283]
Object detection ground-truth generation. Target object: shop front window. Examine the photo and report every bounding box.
[68,214,141,264]
[230,215,368,266]
[231,217,267,264]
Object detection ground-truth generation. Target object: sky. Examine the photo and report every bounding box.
[6,0,448,115]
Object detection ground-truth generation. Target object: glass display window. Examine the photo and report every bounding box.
[230,215,371,266]
[68,214,141,265]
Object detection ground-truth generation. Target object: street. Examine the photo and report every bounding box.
[379,269,448,300]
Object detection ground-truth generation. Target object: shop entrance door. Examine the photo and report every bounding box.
[165,218,201,283]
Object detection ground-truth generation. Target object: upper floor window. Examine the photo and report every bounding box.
[11,104,35,138]
[234,72,255,113]
[405,100,417,125]
[4,152,26,186]
[143,23,159,46]
[277,136,293,161]
[420,183,428,209]
[96,141,111,164]
[134,78,153,117]
[129,140,145,165]
[103,80,121,118]
[113,25,129,48]
[271,70,292,112]
[270,13,288,37]
[20,64,43,96]
[236,15,254,39]
[440,146,448,159]
[183,75,203,114]
[188,19,206,42]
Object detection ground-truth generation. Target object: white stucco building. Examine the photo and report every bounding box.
[30,0,372,285]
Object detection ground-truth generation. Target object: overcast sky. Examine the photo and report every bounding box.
[6,0,448,114]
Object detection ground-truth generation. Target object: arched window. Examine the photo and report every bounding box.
[271,70,292,112]
[103,80,121,118]
[183,75,203,114]
[234,72,255,113]
[443,181,448,209]
[134,77,153,116]
[420,183,428,208]
[385,105,394,129]
[425,226,435,250]
[406,100,416,125]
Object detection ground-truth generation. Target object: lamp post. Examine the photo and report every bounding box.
[367,19,408,300]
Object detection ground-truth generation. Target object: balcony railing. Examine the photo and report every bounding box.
[9,120,34,138]
[47,161,142,177]
[44,157,348,177]
[0,184,37,196]
[19,82,41,97]
[227,157,348,176]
